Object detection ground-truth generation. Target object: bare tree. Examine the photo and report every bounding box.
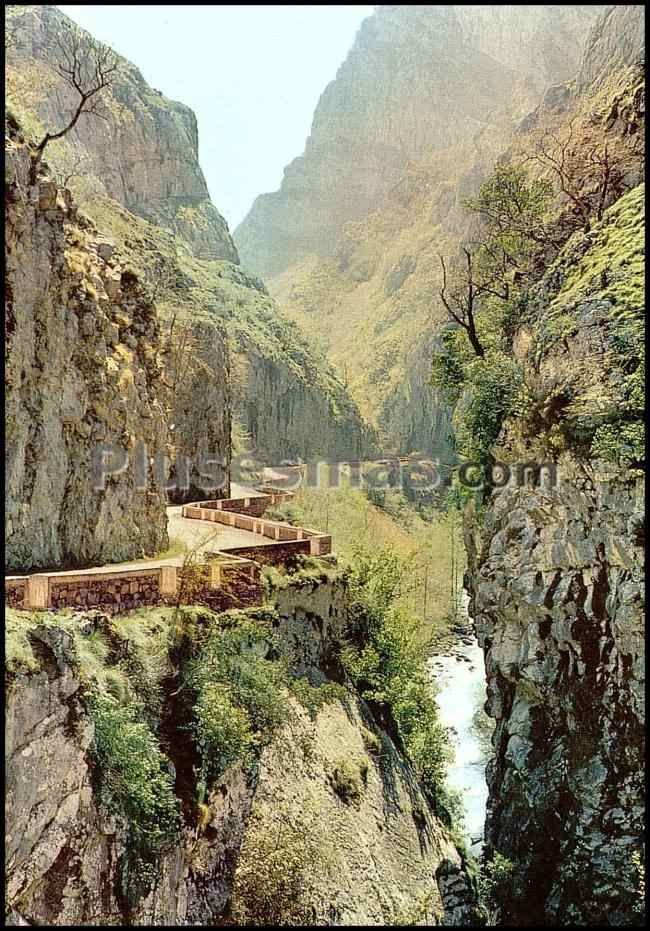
[526,118,638,227]
[33,22,118,170]
[438,249,485,358]
[162,319,202,395]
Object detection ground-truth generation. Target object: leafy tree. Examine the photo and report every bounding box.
[437,165,554,363]
[432,163,552,465]
[463,162,555,268]
[341,546,456,820]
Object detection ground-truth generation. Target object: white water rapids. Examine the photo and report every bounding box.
[429,634,490,855]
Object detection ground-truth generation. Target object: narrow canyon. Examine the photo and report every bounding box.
[4,4,645,927]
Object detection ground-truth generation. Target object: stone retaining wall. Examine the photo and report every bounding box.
[6,577,27,609]
[194,491,293,518]
[6,489,330,614]
[49,569,164,615]
[213,540,313,565]
[6,557,260,614]
[182,504,332,556]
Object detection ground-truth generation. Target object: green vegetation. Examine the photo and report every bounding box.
[451,351,528,465]
[288,676,347,717]
[185,614,290,790]
[389,890,440,926]
[550,183,644,314]
[340,546,457,822]
[432,164,549,467]
[631,849,646,920]
[266,476,464,641]
[6,609,43,674]
[432,158,645,475]
[182,609,346,796]
[6,607,180,907]
[230,801,335,926]
[330,756,368,804]
[90,692,179,906]
[477,852,516,925]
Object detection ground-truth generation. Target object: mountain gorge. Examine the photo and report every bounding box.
[4,3,646,927]
[235,5,607,456]
[237,3,646,925]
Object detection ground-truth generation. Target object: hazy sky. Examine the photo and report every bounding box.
[57,4,373,228]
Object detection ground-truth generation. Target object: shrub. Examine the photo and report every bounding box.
[631,849,646,919]
[341,546,455,819]
[330,757,366,804]
[194,682,254,783]
[231,804,333,926]
[186,620,288,784]
[591,421,645,467]
[89,692,180,906]
[288,677,347,718]
[477,851,516,925]
[453,351,527,465]
[361,725,383,755]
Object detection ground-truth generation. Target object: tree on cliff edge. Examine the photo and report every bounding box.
[33,21,118,173]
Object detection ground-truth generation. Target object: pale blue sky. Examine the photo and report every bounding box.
[57,4,374,227]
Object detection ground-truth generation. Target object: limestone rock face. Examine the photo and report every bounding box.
[165,317,232,504]
[6,4,238,263]
[6,5,376,468]
[235,4,602,279]
[466,467,644,925]
[5,625,126,924]
[5,132,169,570]
[5,583,476,926]
[578,4,645,90]
[237,5,607,455]
[243,350,376,464]
[464,184,645,925]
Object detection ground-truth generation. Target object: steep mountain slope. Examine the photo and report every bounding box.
[461,8,646,924]
[235,5,604,455]
[6,584,477,926]
[6,4,237,262]
[269,8,644,458]
[577,3,645,89]
[235,4,602,280]
[6,5,373,465]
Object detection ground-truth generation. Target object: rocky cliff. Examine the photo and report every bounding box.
[5,125,169,571]
[236,5,605,455]
[6,3,372,466]
[5,580,475,926]
[465,180,645,925]
[577,4,645,90]
[5,4,238,263]
[235,4,602,279]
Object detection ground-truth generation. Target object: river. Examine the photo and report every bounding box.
[429,633,490,856]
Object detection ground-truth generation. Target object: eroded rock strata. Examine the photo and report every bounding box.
[465,182,645,925]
